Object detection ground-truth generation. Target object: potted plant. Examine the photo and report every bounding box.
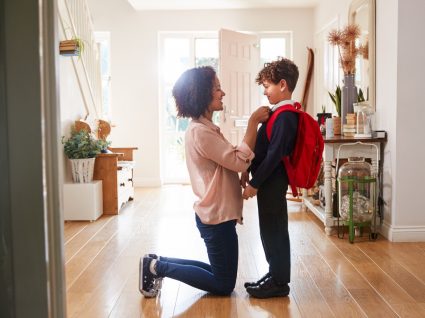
[62,127,110,183]
[329,85,342,135]
[328,24,364,125]
[59,36,85,57]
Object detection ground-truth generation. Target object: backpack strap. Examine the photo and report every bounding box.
[265,102,302,197]
[265,102,301,140]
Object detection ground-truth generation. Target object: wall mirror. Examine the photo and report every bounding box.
[349,0,376,110]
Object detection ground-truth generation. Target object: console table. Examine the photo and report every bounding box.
[303,132,387,235]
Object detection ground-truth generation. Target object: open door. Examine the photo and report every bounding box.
[219,29,260,145]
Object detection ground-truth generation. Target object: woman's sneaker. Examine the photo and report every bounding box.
[139,256,158,297]
[144,254,163,290]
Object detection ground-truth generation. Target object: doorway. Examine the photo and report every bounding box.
[159,31,292,184]
[159,33,219,184]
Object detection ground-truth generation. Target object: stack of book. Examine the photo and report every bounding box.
[343,113,356,137]
[59,40,80,56]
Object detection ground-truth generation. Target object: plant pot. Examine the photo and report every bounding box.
[70,158,96,183]
[333,117,342,135]
[59,39,81,56]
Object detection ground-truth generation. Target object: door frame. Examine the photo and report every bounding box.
[0,0,66,316]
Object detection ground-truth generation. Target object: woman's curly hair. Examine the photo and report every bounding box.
[256,57,299,92]
[172,66,216,119]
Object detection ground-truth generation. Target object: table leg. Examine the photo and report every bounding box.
[324,160,333,235]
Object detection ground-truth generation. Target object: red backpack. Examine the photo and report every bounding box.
[266,102,324,197]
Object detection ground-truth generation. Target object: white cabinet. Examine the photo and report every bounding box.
[63,180,103,221]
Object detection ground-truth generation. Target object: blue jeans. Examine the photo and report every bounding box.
[155,214,238,295]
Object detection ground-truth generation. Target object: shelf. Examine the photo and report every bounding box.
[303,196,324,222]
[303,196,339,228]
[303,196,381,232]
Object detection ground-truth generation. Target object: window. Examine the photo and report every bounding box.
[314,19,340,115]
[159,33,218,183]
[258,33,291,105]
[94,32,112,120]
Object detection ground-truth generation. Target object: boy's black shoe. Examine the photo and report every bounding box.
[244,272,271,288]
[246,276,290,299]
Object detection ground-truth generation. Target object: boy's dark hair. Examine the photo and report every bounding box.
[256,57,299,92]
[172,66,216,119]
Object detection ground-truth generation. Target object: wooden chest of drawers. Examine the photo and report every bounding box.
[93,147,137,215]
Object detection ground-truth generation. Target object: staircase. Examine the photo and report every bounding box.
[57,0,103,120]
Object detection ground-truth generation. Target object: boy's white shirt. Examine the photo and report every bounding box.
[271,99,295,112]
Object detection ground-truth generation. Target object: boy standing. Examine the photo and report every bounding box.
[242,57,299,298]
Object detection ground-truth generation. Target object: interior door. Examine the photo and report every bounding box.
[219,29,260,145]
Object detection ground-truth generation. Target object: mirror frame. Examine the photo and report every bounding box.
[349,0,376,110]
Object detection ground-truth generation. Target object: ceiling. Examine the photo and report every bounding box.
[127,0,320,11]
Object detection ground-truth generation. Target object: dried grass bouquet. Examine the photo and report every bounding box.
[328,24,366,75]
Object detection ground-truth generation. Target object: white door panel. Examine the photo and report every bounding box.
[219,29,259,144]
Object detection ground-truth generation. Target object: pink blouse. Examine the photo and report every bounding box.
[185,116,254,225]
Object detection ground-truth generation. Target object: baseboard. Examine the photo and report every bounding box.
[380,221,425,242]
[134,177,161,187]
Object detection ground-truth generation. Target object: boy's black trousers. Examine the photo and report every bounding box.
[256,167,291,284]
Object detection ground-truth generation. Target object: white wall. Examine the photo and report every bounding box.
[314,0,351,30]
[375,0,398,238]
[86,0,314,186]
[392,0,425,240]
[59,55,89,183]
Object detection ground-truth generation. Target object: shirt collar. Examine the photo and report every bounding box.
[271,99,295,112]
[197,115,221,133]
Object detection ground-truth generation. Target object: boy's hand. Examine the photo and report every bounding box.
[242,184,258,200]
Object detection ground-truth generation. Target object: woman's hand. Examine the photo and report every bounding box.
[242,106,270,151]
[250,106,270,124]
[240,171,249,188]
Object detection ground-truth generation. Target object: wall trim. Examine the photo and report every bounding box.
[381,221,425,242]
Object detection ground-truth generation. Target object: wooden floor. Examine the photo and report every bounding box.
[64,185,425,318]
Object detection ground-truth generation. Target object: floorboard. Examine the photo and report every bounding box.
[64,185,425,317]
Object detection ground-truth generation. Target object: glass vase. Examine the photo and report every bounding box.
[341,74,358,126]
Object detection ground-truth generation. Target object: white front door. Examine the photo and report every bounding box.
[219,29,260,145]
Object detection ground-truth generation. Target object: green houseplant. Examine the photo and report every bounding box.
[328,85,342,135]
[59,36,86,57]
[62,128,110,182]
[328,85,341,117]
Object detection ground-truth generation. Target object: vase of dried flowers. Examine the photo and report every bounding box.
[328,24,362,127]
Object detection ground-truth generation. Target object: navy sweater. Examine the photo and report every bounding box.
[249,111,298,189]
